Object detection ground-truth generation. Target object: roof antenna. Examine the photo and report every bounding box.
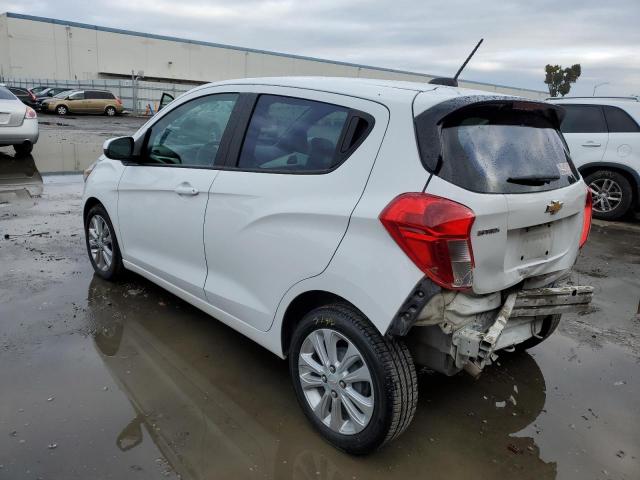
[429,38,484,87]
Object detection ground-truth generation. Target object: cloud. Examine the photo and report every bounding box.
[1,0,638,95]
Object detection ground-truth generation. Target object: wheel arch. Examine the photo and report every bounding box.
[83,196,103,222]
[579,162,640,207]
[280,290,358,357]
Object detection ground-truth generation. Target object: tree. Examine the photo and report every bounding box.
[544,64,581,97]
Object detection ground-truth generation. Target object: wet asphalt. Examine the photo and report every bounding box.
[0,116,639,480]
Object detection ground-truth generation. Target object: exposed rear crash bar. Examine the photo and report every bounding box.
[457,285,593,376]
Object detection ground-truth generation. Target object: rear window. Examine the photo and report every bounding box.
[436,105,579,194]
[603,106,640,133]
[560,105,607,133]
[0,87,16,100]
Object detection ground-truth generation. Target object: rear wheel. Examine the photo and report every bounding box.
[514,314,561,351]
[56,104,68,116]
[289,303,418,454]
[13,143,33,155]
[105,106,116,116]
[84,204,124,281]
[585,170,633,220]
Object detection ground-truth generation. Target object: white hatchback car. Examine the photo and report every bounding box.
[83,77,593,454]
[548,96,640,220]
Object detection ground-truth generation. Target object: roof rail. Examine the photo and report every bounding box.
[547,96,639,101]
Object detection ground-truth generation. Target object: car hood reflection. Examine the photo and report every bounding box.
[87,276,556,480]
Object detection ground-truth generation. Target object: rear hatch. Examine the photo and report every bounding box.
[415,96,588,294]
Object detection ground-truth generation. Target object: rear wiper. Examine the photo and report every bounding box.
[506,174,560,186]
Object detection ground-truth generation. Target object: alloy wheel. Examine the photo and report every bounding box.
[88,215,114,271]
[298,328,374,435]
[589,178,623,213]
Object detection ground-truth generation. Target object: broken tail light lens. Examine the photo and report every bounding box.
[380,193,476,289]
[580,184,592,248]
[24,106,37,119]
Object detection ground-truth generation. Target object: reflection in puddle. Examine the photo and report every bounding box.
[31,134,102,173]
[0,152,43,199]
[87,277,556,480]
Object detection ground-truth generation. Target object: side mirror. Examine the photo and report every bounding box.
[103,136,134,161]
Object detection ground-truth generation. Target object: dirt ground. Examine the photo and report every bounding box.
[0,118,639,480]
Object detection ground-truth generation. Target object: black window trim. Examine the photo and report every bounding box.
[219,92,375,175]
[128,91,244,169]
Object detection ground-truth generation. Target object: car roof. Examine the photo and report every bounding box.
[198,76,514,104]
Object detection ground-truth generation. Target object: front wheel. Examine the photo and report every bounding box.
[84,204,124,281]
[289,304,418,454]
[56,105,68,116]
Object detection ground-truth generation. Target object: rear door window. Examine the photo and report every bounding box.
[436,105,578,194]
[603,106,640,133]
[237,95,353,172]
[560,105,607,133]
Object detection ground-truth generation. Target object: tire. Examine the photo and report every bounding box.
[289,303,418,454]
[105,106,116,116]
[84,204,124,281]
[514,314,561,351]
[56,105,68,116]
[13,143,33,155]
[584,170,633,220]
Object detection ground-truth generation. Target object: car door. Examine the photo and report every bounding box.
[602,105,640,171]
[83,90,102,113]
[67,91,87,113]
[203,88,389,331]
[117,92,240,299]
[559,104,609,167]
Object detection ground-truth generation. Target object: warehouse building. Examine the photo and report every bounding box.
[0,12,546,99]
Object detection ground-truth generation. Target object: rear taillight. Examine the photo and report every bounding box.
[29,91,36,101]
[380,193,476,290]
[116,97,122,105]
[24,107,37,119]
[580,185,592,248]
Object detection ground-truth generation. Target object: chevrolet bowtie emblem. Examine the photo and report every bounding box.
[545,200,564,215]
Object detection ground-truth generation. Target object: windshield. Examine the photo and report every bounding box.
[437,105,579,194]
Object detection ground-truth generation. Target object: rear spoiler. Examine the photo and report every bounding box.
[414,96,566,172]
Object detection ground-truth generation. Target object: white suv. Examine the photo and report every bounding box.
[548,96,640,220]
[82,77,593,454]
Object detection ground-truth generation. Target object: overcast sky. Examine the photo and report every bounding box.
[1,0,638,96]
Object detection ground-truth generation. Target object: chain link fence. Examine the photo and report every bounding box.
[3,78,200,114]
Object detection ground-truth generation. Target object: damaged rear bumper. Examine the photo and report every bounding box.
[405,284,593,376]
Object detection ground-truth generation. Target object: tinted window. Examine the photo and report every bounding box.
[237,95,350,172]
[560,105,607,133]
[603,106,640,133]
[438,106,578,194]
[68,92,84,100]
[9,87,27,96]
[0,87,16,100]
[145,93,238,167]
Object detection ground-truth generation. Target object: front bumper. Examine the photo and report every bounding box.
[0,118,39,146]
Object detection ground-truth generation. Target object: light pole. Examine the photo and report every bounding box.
[593,82,609,96]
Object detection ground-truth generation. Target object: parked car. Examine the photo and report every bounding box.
[41,89,123,116]
[7,87,38,109]
[82,77,593,454]
[34,87,74,110]
[0,86,39,155]
[29,85,50,95]
[548,96,640,219]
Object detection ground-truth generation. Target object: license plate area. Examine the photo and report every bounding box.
[0,113,10,125]
[505,222,554,267]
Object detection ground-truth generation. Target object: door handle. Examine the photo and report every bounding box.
[174,184,199,196]
[581,141,601,147]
